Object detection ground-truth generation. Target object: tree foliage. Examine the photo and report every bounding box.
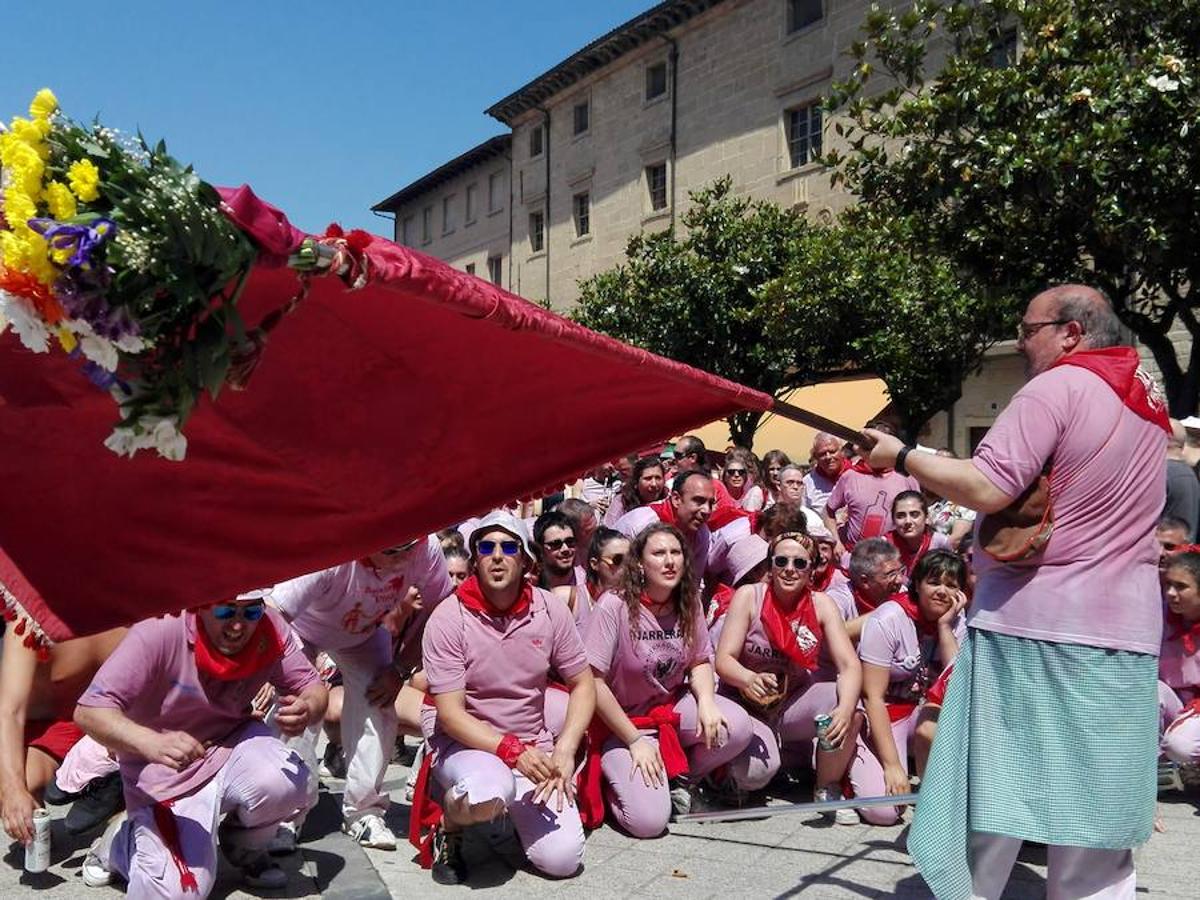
[826,0,1200,414]
[573,178,1008,445]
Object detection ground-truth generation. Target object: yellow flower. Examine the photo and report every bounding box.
[67,158,101,203]
[28,89,58,121]
[3,187,37,228]
[43,181,76,220]
[2,140,45,198]
[9,116,51,149]
[56,328,77,353]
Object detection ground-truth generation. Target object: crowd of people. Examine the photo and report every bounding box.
[0,285,1198,898]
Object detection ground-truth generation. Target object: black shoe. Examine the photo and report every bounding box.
[320,741,347,780]
[430,825,468,885]
[65,772,125,836]
[393,738,417,767]
[44,775,79,807]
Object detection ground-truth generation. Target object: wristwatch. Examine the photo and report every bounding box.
[895,446,913,476]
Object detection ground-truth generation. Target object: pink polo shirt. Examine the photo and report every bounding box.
[827,469,920,546]
[969,365,1166,654]
[584,591,712,717]
[615,506,711,572]
[273,538,452,652]
[422,587,588,747]
[77,610,318,810]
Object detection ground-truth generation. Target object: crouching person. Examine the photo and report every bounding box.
[73,590,327,897]
[1160,550,1200,765]
[420,512,595,884]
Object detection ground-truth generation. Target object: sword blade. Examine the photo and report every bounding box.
[674,792,919,824]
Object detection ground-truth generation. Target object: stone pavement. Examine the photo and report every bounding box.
[5,751,1199,898]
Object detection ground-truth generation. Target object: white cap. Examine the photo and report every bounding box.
[468,510,536,563]
[235,587,273,602]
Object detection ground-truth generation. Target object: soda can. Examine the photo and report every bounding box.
[814,713,841,752]
[24,807,50,873]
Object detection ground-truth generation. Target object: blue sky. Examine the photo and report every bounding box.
[1,1,654,235]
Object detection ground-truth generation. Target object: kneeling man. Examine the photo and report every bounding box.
[74,590,326,897]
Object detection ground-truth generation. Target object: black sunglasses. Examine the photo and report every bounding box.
[599,553,626,567]
[772,554,813,570]
[725,468,748,476]
[542,536,577,551]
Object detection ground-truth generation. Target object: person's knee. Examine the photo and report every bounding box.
[526,833,584,878]
[1162,723,1200,765]
[859,805,901,826]
[729,740,779,792]
[615,801,668,839]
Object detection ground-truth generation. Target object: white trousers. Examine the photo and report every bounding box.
[284,628,398,825]
[969,832,1136,900]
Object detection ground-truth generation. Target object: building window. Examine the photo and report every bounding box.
[465,184,477,223]
[573,100,590,136]
[442,195,455,233]
[986,27,1019,68]
[466,262,476,275]
[786,103,823,168]
[646,163,668,212]
[421,206,432,243]
[488,171,504,212]
[487,255,503,286]
[529,124,544,158]
[529,211,545,253]
[573,192,590,237]
[787,0,823,33]
[401,215,414,246]
[646,62,668,100]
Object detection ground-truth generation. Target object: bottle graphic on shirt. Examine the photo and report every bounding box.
[861,490,888,539]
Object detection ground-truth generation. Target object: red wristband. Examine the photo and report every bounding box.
[495,733,525,768]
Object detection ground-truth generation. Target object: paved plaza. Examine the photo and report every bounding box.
[4,750,1199,899]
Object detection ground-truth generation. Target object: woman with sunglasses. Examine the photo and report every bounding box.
[603,456,667,527]
[580,523,753,835]
[585,528,631,602]
[853,550,967,825]
[715,533,864,821]
[722,448,765,512]
[885,491,952,583]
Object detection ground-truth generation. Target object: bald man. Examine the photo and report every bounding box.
[1164,418,1200,541]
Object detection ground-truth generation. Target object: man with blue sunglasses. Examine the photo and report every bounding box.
[72,589,326,896]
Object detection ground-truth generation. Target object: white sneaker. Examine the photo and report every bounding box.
[344,813,397,850]
[82,812,126,887]
[266,823,298,856]
[814,786,860,825]
[404,741,427,803]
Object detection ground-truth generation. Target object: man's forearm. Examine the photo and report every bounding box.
[556,673,596,753]
[74,705,156,760]
[902,455,1011,514]
[0,715,29,793]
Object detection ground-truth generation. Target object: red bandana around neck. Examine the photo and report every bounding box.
[811,564,835,592]
[1051,346,1171,433]
[852,583,881,616]
[760,585,823,671]
[888,529,933,573]
[192,613,285,682]
[892,592,940,637]
[849,458,892,477]
[1168,611,1200,656]
[650,499,677,526]
[457,575,532,618]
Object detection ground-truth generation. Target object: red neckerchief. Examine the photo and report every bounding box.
[888,529,933,574]
[811,564,835,592]
[852,583,881,616]
[457,575,532,618]
[650,499,677,526]
[1167,612,1200,656]
[1051,346,1170,433]
[892,592,940,637]
[192,614,285,682]
[760,585,822,671]
[848,458,893,477]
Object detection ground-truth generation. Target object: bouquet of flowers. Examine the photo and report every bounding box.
[0,89,259,460]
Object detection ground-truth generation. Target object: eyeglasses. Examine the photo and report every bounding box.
[599,553,626,567]
[542,536,577,551]
[1017,319,1068,341]
[725,468,747,477]
[212,602,266,622]
[772,555,812,570]
[477,539,522,557]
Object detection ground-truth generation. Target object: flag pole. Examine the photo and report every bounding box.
[767,398,865,445]
[674,792,918,825]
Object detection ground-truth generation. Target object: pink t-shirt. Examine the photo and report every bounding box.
[273,538,453,652]
[827,469,921,546]
[615,506,711,572]
[969,365,1166,654]
[584,590,712,717]
[859,600,964,703]
[422,587,588,747]
[706,516,752,583]
[822,570,857,622]
[1159,626,1200,699]
[77,610,318,809]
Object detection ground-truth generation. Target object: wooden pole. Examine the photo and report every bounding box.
[767,398,866,445]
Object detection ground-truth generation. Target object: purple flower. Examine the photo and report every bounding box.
[28,217,117,270]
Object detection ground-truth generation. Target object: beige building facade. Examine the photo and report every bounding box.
[373,0,1194,455]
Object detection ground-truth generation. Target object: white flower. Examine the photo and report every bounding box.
[113,333,149,354]
[78,333,120,372]
[0,292,50,353]
[149,418,187,461]
[103,426,139,458]
[1147,74,1180,93]
[103,414,187,461]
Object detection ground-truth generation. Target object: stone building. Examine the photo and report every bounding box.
[372,0,1194,454]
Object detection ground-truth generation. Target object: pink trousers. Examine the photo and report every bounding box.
[53,734,119,793]
[1158,681,1200,764]
[101,731,308,899]
[431,741,584,878]
[726,680,840,791]
[969,832,1135,899]
[846,706,918,825]
[599,693,753,838]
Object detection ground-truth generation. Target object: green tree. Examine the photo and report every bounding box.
[573,178,1007,445]
[826,0,1200,414]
